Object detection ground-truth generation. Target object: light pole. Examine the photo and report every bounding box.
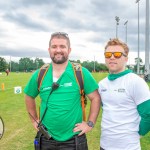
[145,0,149,79]
[115,16,120,38]
[94,56,95,72]
[10,56,11,72]
[124,20,128,43]
[136,0,140,74]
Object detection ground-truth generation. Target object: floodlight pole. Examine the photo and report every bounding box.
[145,0,150,77]
[136,0,140,74]
[10,56,11,72]
[94,56,95,72]
[115,16,120,38]
[124,20,128,43]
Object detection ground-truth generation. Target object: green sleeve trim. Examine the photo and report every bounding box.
[137,99,150,136]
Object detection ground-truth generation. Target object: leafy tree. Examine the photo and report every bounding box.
[34,58,45,69]
[19,57,33,72]
[76,60,81,63]
[135,57,143,65]
[81,61,108,72]
[134,57,144,73]
[82,61,93,72]
[99,63,108,72]
[10,61,19,72]
[0,57,8,71]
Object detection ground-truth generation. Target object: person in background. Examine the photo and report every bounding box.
[24,32,100,150]
[5,69,9,76]
[98,38,150,150]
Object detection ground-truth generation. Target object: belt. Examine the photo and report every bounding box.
[41,133,85,141]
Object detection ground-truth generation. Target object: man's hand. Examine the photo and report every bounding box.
[32,119,39,131]
[73,121,93,136]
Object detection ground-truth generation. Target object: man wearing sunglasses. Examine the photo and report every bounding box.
[98,38,150,150]
[24,32,100,150]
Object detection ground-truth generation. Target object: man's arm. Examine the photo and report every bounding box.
[137,99,150,136]
[87,90,101,124]
[25,95,39,130]
[73,90,100,135]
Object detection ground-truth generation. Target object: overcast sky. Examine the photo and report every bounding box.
[0,0,148,64]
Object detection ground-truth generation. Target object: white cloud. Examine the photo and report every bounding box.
[0,0,149,65]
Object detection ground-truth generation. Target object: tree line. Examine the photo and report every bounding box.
[0,56,145,73]
[0,57,108,72]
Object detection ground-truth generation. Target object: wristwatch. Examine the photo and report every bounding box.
[87,121,94,128]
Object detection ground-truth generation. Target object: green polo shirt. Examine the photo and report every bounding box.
[24,61,98,141]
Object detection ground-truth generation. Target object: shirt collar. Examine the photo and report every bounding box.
[108,70,132,81]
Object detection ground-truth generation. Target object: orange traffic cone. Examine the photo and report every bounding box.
[1,83,5,90]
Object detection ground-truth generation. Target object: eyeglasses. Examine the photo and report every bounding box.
[104,52,127,59]
[51,32,69,38]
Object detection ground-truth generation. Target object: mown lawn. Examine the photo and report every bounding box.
[0,72,150,150]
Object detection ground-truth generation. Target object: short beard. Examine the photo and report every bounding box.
[51,55,68,64]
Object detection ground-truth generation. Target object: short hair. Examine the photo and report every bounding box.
[49,32,70,48]
[105,38,129,55]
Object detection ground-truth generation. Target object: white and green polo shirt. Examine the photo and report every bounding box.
[98,71,150,150]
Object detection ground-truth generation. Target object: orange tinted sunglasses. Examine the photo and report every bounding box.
[104,52,127,59]
[51,32,69,38]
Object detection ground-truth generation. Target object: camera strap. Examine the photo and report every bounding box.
[38,82,59,126]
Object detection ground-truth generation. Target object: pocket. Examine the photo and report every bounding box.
[76,134,88,150]
[34,138,40,150]
[34,131,42,150]
[77,141,88,150]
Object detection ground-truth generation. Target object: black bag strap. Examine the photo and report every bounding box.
[37,64,50,91]
[72,63,84,90]
[72,62,86,121]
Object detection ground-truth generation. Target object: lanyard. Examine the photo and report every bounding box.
[38,82,59,126]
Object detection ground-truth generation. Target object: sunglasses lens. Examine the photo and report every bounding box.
[105,52,112,58]
[104,52,124,58]
[114,52,122,58]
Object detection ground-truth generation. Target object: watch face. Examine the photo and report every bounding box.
[87,121,94,128]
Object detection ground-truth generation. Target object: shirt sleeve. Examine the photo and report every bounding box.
[131,74,150,105]
[82,67,98,95]
[129,74,150,135]
[24,69,39,98]
[137,100,150,136]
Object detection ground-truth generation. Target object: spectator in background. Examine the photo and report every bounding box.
[5,69,9,76]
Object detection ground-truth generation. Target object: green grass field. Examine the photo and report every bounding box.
[0,72,150,150]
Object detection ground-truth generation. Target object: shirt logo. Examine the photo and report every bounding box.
[42,87,52,91]
[42,82,73,90]
[64,82,72,87]
[101,89,107,92]
[118,88,125,92]
[59,82,72,87]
